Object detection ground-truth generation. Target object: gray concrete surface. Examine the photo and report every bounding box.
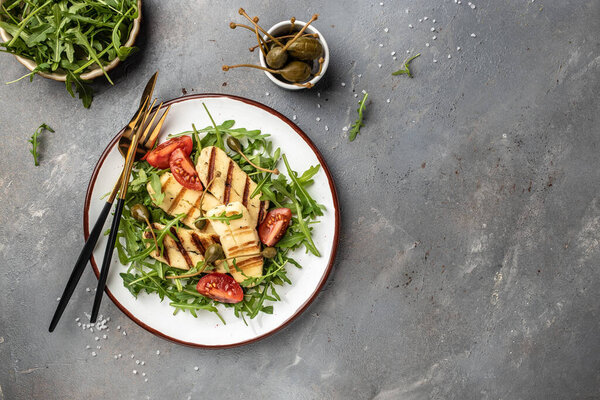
[1,0,599,399]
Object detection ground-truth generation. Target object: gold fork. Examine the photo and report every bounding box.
[49,73,171,331]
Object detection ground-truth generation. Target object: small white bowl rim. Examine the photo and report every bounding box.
[258,20,329,91]
[0,0,142,82]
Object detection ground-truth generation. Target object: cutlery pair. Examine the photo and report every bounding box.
[49,72,170,331]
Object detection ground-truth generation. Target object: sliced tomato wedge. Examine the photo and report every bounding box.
[258,208,292,247]
[145,136,192,169]
[196,273,244,303]
[169,148,203,191]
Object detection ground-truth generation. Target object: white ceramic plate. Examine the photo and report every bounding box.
[84,94,339,348]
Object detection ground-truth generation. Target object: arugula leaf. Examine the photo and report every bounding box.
[149,173,165,205]
[28,123,54,166]
[348,92,368,142]
[392,53,421,78]
[195,211,242,226]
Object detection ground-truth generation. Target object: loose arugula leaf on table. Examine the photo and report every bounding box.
[392,53,421,77]
[28,123,54,166]
[348,92,368,142]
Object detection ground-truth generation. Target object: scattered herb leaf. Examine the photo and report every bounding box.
[348,92,368,142]
[28,123,54,166]
[392,53,421,78]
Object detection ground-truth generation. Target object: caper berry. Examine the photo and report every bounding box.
[204,243,225,264]
[286,37,323,60]
[131,204,150,222]
[266,46,288,69]
[194,218,207,230]
[261,247,277,259]
[279,61,311,83]
[226,136,243,153]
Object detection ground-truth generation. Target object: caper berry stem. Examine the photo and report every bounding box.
[144,217,159,253]
[281,14,319,52]
[289,17,296,34]
[239,151,280,175]
[248,33,318,52]
[223,63,278,74]
[238,8,284,46]
[253,23,268,58]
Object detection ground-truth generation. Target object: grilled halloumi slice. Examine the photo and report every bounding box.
[207,202,263,283]
[196,146,269,228]
[144,223,221,270]
[146,172,220,233]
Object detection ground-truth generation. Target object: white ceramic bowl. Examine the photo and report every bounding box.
[0,0,142,82]
[259,20,329,91]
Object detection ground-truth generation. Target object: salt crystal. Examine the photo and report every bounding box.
[380,2,384,5]
[317,104,321,108]
[430,27,435,32]
[433,19,436,23]
[362,89,367,94]
[292,115,297,120]
[56,297,61,302]
[114,355,118,359]
[424,16,428,20]
[384,28,389,33]
[425,43,430,47]
[325,126,329,131]
[341,82,346,87]
[432,36,437,40]
[393,56,397,60]
[433,59,438,63]
[408,24,413,28]
[77,322,82,327]
[136,360,140,365]
[86,288,90,292]
[116,325,121,330]
[470,33,476,37]
[144,378,148,383]
[91,352,97,357]
[118,353,122,358]
[122,331,126,336]
[75,318,80,322]
[96,345,101,349]
[265,92,270,96]
[95,337,99,341]
[86,345,91,349]
[133,370,137,375]
[342,127,348,132]
[358,74,362,78]
[448,54,452,59]
[142,373,146,377]
[378,64,382,68]
[141,361,145,366]
[386,99,391,103]
[457,46,461,51]
[194,366,199,371]
[379,43,383,47]
[354,94,358,98]
[418,19,422,22]
[156,350,160,355]
[391,51,396,56]
[316,117,321,122]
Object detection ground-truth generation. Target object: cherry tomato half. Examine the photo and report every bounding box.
[258,208,292,247]
[145,136,193,169]
[169,148,204,191]
[196,273,244,303]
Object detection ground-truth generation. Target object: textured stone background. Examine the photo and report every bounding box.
[1,1,599,399]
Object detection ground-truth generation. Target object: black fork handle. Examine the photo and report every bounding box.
[90,198,125,323]
[49,201,113,332]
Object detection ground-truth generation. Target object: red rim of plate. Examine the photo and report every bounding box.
[83,93,340,348]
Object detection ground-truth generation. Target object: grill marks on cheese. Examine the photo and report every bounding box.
[207,202,263,283]
[147,173,220,233]
[197,146,268,228]
[144,223,220,270]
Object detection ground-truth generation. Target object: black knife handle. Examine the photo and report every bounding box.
[49,201,113,332]
[90,198,125,323]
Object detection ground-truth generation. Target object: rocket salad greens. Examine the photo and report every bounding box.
[115,115,324,324]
